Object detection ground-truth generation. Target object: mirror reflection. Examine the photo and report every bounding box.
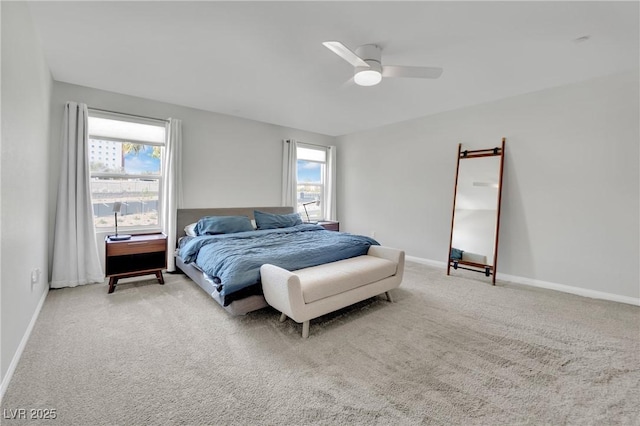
[452,156,500,265]
[447,140,505,284]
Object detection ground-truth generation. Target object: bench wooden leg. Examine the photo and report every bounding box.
[279,312,287,323]
[302,321,310,339]
[385,291,393,303]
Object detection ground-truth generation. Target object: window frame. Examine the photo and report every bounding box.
[296,143,328,222]
[87,110,167,233]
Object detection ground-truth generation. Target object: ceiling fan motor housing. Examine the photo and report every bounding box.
[355,60,382,74]
[355,44,382,63]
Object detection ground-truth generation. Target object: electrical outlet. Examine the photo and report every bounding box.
[30,268,41,285]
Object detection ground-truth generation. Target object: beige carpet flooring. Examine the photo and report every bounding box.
[2,262,639,425]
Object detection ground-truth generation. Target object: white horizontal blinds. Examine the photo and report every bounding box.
[297,145,326,162]
[88,112,166,145]
[88,108,167,127]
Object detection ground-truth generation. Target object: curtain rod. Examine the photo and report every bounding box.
[287,140,333,149]
[88,107,170,124]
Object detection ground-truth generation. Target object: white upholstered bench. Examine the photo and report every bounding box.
[260,246,405,338]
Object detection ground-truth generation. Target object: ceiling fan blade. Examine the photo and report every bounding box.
[382,65,443,79]
[340,76,356,89]
[322,41,369,68]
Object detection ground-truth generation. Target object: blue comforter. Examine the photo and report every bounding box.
[179,224,378,299]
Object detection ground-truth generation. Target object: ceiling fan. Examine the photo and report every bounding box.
[323,41,443,87]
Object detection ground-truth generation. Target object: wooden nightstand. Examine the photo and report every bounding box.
[318,221,340,232]
[105,233,167,293]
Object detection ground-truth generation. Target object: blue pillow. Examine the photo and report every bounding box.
[195,215,254,235]
[450,248,464,260]
[254,210,302,230]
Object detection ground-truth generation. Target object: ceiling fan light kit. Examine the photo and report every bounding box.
[353,44,383,86]
[323,40,443,87]
[354,64,382,86]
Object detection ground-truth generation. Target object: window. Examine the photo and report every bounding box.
[87,111,167,230]
[296,144,327,222]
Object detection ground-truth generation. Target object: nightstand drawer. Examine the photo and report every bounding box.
[318,221,339,232]
[107,239,166,256]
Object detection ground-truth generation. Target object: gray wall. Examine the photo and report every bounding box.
[336,70,639,301]
[49,82,335,271]
[1,1,53,383]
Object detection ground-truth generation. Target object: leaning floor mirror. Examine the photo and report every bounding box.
[447,138,505,284]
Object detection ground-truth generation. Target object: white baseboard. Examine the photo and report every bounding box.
[405,255,640,306]
[406,255,448,269]
[0,287,49,402]
[496,272,640,306]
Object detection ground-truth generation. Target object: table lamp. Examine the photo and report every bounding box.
[110,202,132,241]
[302,200,320,223]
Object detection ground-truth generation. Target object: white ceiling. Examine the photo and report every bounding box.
[28,1,639,136]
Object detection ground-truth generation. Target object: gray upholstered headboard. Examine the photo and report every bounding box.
[176,206,294,242]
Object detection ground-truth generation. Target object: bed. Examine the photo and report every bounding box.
[174,207,379,315]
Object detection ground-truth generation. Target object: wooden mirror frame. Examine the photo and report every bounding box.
[447,138,505,284]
